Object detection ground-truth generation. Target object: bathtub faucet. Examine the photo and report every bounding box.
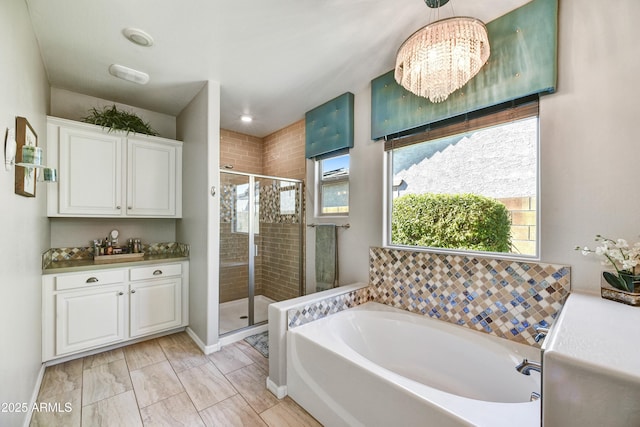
[516,359,541,375]
[534,325,550,343]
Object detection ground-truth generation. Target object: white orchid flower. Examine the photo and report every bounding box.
[616,239,629,248]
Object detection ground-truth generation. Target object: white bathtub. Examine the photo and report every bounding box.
[287,302,541,427]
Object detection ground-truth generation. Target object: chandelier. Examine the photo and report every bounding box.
[394,0,490,103]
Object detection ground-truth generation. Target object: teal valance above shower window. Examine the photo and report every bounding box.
[371,0,557,140]
[305,92,354,159]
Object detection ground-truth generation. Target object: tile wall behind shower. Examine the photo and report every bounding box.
[219,124,306,304]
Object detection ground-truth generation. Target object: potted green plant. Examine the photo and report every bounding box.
[576,235,640,305]
[82,105,158,136]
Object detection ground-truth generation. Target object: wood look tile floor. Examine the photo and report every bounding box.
[31,332,321,427]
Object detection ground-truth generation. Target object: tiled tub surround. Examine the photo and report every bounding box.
[42,242,190,270]
[267,283,368,398]
[368,247,571,347]
[269,248,570,398]
[287,286,370,327]
[285,248,570,347]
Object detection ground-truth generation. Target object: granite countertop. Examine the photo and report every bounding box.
[43,254,189,274]
[42,242,190,274]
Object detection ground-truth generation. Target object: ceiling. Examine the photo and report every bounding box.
[25,0,531,138]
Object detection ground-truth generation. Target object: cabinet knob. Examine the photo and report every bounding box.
[153,270,163,276]
[86,277,99,283]
[116,206,121,210]
[131,289,136,294]
[128,206,132,209]
[118,292,124,296]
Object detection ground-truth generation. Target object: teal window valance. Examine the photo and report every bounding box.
[305,92,354,159]
[371,0,557,140]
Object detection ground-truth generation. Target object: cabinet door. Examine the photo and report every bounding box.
[129,278,182,337]
[56,284,127,356]
[127,139,177,217]
[59,126,123,216]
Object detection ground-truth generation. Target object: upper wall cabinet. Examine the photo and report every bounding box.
[47,117,182,218]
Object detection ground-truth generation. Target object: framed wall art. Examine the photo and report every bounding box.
[14,116,38,197]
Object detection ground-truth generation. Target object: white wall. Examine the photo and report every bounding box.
[305,87,384,294]
[50,218,176,247]
[50,87,177,139]
[326,0,639,295]
[538,0,640,293]
[176,81,221,349]
[0,1,50,426]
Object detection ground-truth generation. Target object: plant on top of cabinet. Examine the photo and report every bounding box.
[82,105,158,136]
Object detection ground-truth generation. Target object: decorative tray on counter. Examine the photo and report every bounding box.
[94,252,145,265]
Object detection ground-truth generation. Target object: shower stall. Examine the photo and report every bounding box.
[219,170,304,335]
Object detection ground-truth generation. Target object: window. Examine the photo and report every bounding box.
[233,183,259,234]
[386,99,538,257]
[279,181,297,215]
[317,153,349,215]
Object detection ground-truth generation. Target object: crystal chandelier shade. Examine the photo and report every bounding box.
[394,16,490,103]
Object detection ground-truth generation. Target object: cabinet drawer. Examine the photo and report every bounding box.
[130,263,182,281]
[56,270,126,291]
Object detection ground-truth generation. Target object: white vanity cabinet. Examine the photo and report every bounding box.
[42,260,189,362]
[129,263,183,337]
[47,116,182,218]
[54,270,127,356]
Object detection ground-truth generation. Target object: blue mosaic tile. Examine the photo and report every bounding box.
[369,247,571,347]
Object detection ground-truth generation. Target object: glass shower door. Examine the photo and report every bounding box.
[219,171,303,336]
[219,172,252,334]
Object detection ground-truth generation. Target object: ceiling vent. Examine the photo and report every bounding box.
[122,28,154,47]
[108,64,150,85]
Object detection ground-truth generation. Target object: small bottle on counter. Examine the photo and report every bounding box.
[93,240,102,258]
[133,238,142,253]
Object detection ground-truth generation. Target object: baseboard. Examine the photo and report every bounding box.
[266,376,287,399]
[23,363,46,427]
[185,327,220,354]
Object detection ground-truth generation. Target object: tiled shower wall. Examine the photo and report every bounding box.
[263,119,306,181]
[220,129,263,174]
[219,124,306,304]
[287,247,570,348]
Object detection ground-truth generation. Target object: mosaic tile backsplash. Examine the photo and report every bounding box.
[285,248,570,348]
[288,287,370,328]
[369,247,570,347]
[42,242,190,269]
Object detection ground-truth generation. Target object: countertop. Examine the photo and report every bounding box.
[541,291,640,426]
[542,291,640,377]
[42,254,189,274]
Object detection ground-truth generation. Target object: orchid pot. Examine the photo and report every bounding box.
[602,271,640,293]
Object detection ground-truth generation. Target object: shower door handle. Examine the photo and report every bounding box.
[254,244,259,256]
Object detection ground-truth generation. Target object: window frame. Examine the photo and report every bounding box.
[383,98,541,260]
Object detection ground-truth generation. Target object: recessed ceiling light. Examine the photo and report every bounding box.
[241,115,253,123]
[108,64,150,85]
[122,28,154,47]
